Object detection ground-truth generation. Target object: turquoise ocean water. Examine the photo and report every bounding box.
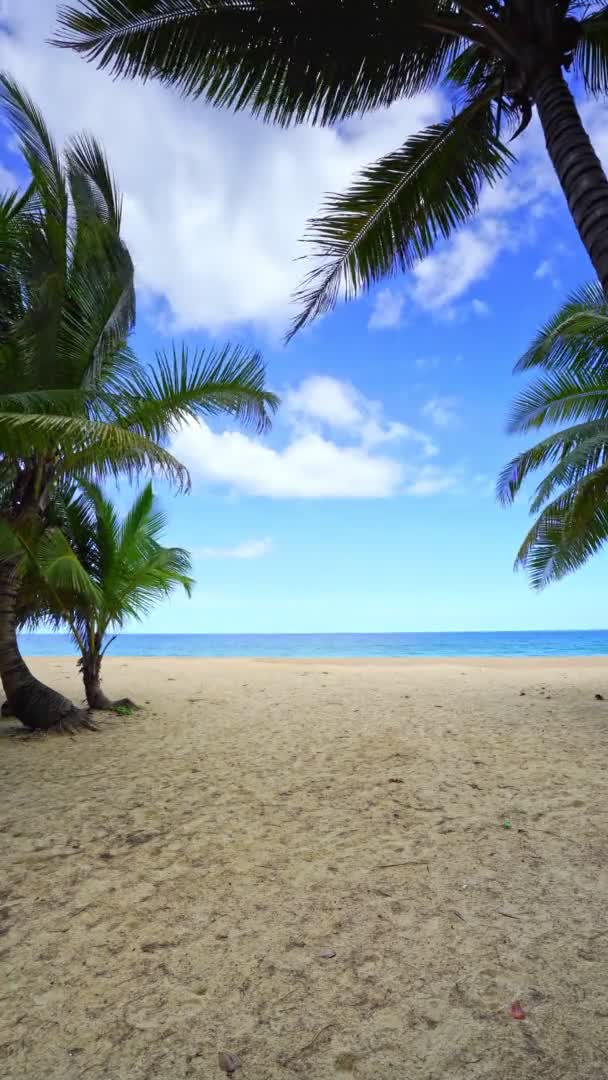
[17,630,608,658]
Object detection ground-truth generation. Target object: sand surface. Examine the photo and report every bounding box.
[1,656,608,1079]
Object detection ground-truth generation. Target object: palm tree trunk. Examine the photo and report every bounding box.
[0,559,95,732]
[81,649,114,710]
[80,646,137,712]
[533,69,608,296]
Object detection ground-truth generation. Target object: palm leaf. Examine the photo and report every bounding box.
[0,73,68,223]
[117,343,279,436]
[575,4,608,95]
[517,281,608,374]
[515,468,608,589]
[55,0,465,126]
[290,94,512,336]
[36,526,103,606]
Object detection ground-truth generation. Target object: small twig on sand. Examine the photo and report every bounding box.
[282,1024,333,1065]
[374,860,429,869]
[497,910,522,920]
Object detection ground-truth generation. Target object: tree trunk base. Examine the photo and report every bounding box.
[87,689,140,712]
[10,678,98,734]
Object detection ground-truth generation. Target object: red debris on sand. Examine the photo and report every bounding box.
[509,1000,526,1020]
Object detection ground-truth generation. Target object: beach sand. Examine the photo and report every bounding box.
[1,655,608,1079]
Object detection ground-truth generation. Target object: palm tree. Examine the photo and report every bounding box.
[498,281,608,587]
[56,2,608,335]
[17,481,194,711]
[0,75,278,732]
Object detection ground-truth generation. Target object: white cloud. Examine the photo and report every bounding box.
[368,287,405,330]
[195,538,274,559]
[169,374,459,498]
[471,298,490,317]
[412,219,512,313]
[285,375,362,430]
[0,2,441,334]
[284,375,437,454]
[172,422,404,497]
[421,396,460,430]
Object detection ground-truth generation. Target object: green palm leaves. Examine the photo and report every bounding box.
[290,100,514,336]
[55,2,608,332]
[33,481,194,635]
[0,73,277,494]
[499,283,608,588]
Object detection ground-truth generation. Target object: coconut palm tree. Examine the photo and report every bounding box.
[0,75,278,732]
[498,281,608,587]
[17,481,194,710]
[56,2,608,335]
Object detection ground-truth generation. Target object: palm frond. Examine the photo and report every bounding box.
[574,4,608,95]
[290,94,512,337]
[0,73,67,222]
[501,276,608,588]
[0,410,189,487]
[117,343,279,436]
[36,525,103,606]
[67,133,123,230]
[507,369,608,433]
[517,281,608,373]
[497,421,608,504]
[515,468,608,589]
[55,0,465,125]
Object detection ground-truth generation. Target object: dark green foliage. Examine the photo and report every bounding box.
[55,2,608,331]
[499,282,608,588]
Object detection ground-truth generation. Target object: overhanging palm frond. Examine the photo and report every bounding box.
[515,468,608,589]
[116,343,279,436]
[67,133,123,230]
[506,369,608,433]
[0,73,68,223]
[0,409,189,487]
[575,5,608,95]
[497,421,608,505]
[55,0,462,125]
[517,281,608,374]
[501,277,608,587]
[289,96,513,337]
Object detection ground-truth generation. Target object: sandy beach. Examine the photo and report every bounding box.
[1,655,608,1079]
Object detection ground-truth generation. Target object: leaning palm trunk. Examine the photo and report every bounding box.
[533,70,608,297]
[0,560,95,732]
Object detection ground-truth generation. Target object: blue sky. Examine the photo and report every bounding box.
[2,3,608,633]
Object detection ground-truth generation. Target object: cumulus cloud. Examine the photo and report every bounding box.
[170,374,460,498]
[0,2,440,334]
[421,396,460,430]
[368,288,405,330]
[412,220,513,313]
[195,539,274,559]
[284,375,437,455]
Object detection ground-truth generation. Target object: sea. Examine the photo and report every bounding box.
[16,629,608,659]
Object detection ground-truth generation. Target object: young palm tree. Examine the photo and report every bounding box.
[0,75,278,732]
[18,482,194,711]
[56,2,608,334]
[498,281,608,587]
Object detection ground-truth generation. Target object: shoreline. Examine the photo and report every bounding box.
[22,652,608,665]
